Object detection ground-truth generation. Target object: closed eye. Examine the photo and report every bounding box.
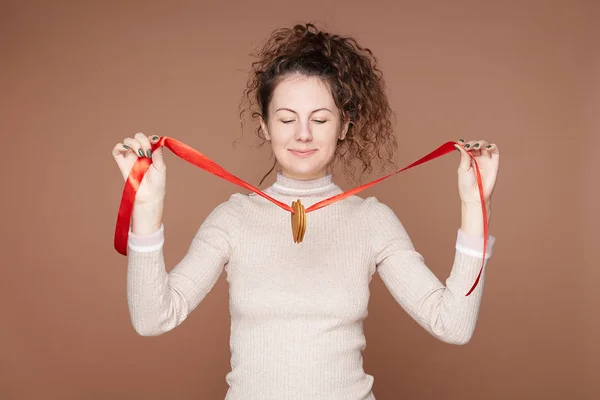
[281,119,326,124]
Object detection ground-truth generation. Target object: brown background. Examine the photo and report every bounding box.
[1,0,598,399]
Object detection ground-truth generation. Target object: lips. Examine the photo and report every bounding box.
[289,149,317,158]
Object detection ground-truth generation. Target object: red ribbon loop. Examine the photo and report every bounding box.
[114,136,487,296]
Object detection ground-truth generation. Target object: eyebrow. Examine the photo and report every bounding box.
[275,107,333,114]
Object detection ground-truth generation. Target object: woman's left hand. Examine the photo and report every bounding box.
[454,139,500,206]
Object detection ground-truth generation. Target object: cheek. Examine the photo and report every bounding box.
[267,134,290,159]
[270,135,289,149]
[268,126,293,145]
[323,127,341,148]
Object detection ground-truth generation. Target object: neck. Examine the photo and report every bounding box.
[266,172,341,197]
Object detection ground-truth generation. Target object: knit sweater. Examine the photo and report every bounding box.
[126,172,496,400]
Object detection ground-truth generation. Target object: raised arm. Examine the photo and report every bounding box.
[126,194,245,336]
[368,199,495,345]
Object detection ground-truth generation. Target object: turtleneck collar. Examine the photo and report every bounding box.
[266,172,341,197]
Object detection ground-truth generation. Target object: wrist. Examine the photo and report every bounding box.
[461,200,491,211]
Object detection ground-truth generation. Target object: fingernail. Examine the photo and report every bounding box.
[464,144,470,149]
[123,145,130,149]
[152,136,159,141]
[146,149,152,158]
[473,143,480,148]
[486,145,492,148]
[458,139,465,142]
[138,149,145,157]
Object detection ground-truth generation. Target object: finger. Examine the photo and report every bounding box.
[148,135,166,172]
[148,134,161,158]
[123,137,145,158]
[471,140,489,157]
[462,140,475,150]
[149,134,161,146]
[487,143,500,162]
[454,138,466,154]
[485,143,499,153]
[454,142,472,172]
[477,141,489,157]
[111,142,131,158]
[112,142,138,180]
[472,140,488,150]
[135,132,153,158]
[463,140,480,156]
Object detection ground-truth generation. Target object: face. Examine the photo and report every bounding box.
[260,74,349,181]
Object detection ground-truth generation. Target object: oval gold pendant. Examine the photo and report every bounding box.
[291,199,306,243]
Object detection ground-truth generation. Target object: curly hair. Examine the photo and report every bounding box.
[240,23,397,185]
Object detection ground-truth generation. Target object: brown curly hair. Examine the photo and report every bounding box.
[239,23,397,185]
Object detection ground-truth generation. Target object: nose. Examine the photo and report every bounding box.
[294,121,313,142]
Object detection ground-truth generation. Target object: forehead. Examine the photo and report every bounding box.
[270,74,336,110]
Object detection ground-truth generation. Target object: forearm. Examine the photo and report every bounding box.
[461,201,491,237]
[126,195,242,336]
[127,248,187,336]
[131,199,164,235]
[370,197,494,345]
[378,250,487,345]
[430,251,488,343]
[127,228,188,336]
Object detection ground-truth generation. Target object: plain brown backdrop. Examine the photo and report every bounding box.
[1,0,598,399]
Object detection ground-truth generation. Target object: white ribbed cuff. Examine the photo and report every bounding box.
[128,224,165,252]
[455,229,495,259]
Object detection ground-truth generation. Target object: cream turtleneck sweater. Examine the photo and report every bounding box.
[126,172,495,400]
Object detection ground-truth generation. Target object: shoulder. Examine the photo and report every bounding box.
[193,193,249,250]
[211,192,249,215]
[350,195,414,252]
[342,195,407,235]
[201,192,252,229]
[350,195,399,222]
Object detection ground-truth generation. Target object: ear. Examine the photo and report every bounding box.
[339,119,350,140]
[260,117,271,141]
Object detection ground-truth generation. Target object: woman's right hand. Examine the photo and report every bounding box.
[112,133,166,206]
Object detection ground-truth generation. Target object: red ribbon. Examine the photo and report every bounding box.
[114,136,488,296]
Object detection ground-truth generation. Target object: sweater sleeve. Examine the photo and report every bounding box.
[125,194,245,336]
[367,198,496,345]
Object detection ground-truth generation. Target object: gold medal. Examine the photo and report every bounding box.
[299,201,306,242]
[291,199,306,243]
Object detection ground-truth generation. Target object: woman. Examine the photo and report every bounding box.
[112,23,499,400]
